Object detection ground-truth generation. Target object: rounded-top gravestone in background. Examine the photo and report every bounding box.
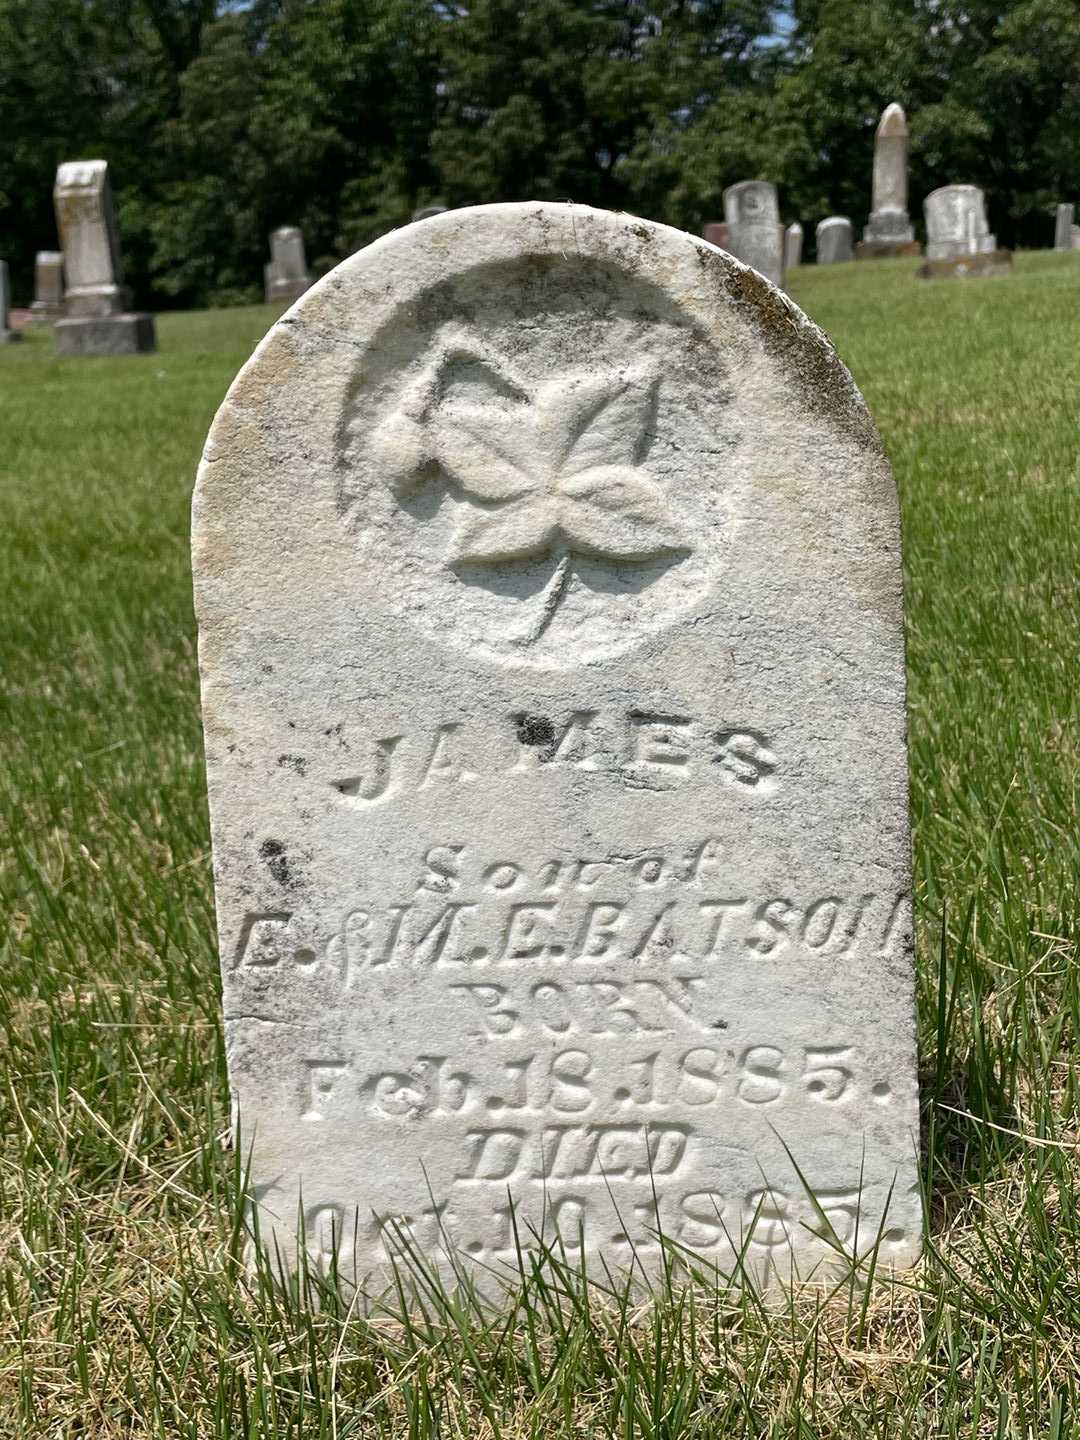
[722,181,784,288]
[816,216,854,265]
[193,202,921,1299]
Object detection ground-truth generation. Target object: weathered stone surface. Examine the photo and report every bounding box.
[924,185,996,260]
[784,223,804,270]
[265,226,312,303]
[193,201,921,1300]
[1055,203,1075,251]
[0,261,17,344]
[30,251,65,323]
[55,312,157,355]
[53,160,129,317]
[702,222,730,249]
[816,217,853,265]
[722,182,784,288]
[862,104,915,249]
[916,250,1013,281]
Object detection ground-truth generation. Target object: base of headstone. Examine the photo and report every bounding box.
[29,301,65,325]
[915,250,1013,281]
[855,240,923,260]
[266,278,311,305]
[55,312,157,356]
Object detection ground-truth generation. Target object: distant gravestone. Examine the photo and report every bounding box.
[265,226,312,304]
[919,186,1011,279]
[723,181,784,288]
[858,104,920,259]
[924,185,996,260]
[784,222,804,270]
[193,201,922,1298]
[30,251,64,324]
[702,222,730,249]
[412,205,449,222]
[0,261,16,344]
[1054,203,1074,251]
[52,160,155,356]
[816,217,854,264]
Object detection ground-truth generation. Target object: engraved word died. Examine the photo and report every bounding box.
[193,203,921,1302]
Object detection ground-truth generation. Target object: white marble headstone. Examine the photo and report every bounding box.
[784,222,804,270]
[265,226,312,303]
[863,104,915,247]
[925,185,996,260]
[53,160,128,317]
[1054,203,1074,252]
[193,202,921,1298]
[722,182,785,288]
[816,217,854,265]
[270,226,308,281]
[33,251,64,313]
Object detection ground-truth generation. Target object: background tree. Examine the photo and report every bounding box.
[1,0,1077,306]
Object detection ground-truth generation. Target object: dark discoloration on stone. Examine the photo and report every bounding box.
[515,713,556,761]
[695,245,880,454]
[259,838,292,887]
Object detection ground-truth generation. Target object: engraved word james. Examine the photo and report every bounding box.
[331,709,779,806]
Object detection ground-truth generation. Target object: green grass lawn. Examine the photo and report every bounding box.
[2,254,1079,1437]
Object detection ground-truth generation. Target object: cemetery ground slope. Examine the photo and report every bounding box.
[1,255,1079,1436]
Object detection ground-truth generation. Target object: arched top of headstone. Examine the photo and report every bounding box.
[196,202,885,669]
[54,158,109,192]
[926,183,984,205]
[816,216,852,234]
[723,180,780,225]
[876,103,908,139]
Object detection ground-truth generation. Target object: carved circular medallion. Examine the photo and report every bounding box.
[337,248,739,668]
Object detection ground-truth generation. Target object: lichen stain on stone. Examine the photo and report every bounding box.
[259,839,293,888]
[514,713,556,762]
[693,246,881,455]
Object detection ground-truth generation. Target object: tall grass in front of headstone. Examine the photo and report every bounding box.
[1,256,1079,1436]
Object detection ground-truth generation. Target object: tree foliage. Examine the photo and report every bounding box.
[1,0,1077,306]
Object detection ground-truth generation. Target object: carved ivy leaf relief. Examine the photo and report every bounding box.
[373,343,691,643]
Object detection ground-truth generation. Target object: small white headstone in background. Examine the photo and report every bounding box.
[1054,203,1074,252]
[723,181,784,288]
[924,185,996,260]
[784,222,804,270]
[264,226,312,303]
[816,217,854,264]
[30,251,64,324]
[194,202,921,1300]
